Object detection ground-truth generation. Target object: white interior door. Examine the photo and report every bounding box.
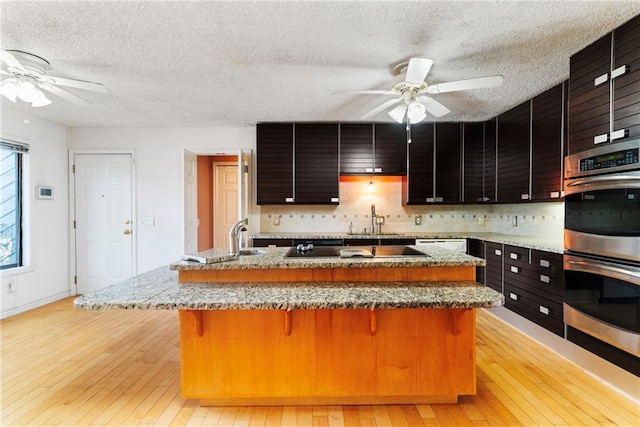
[184,150,198,254]
[74,154,134,294]
[213,163,238,249]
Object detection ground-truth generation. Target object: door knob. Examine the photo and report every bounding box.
[124,230,132,235]
[125,220,131,225]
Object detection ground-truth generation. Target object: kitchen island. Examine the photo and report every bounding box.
[75,246,502,406]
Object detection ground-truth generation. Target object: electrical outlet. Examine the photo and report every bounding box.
[273,215,280,226]
[478,216,485,226]
[414,215,422,226]
[512,215,518,227]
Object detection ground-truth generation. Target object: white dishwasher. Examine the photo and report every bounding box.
[415,239,467,253]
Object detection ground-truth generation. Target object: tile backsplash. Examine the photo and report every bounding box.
[257,177,564,240]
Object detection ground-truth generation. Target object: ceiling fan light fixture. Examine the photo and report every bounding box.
[388,104,407,123]
[0,79,19,102]
[407,101,426,124]
[17,77,41,103]
[31,91,51,107]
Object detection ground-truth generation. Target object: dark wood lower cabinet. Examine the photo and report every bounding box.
[485,242,503,294]
[466,238,485,284]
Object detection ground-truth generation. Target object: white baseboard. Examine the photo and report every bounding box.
[483,306,640,405]
[0,291,71,319]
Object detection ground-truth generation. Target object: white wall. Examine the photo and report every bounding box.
[69,127,256,274]
[1,107,70,319]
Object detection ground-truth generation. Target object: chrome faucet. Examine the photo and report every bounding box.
[370,204,376,235]
[228,218,248,256]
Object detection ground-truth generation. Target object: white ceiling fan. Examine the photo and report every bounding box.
[0,49,107,107]
[348,57,503,124]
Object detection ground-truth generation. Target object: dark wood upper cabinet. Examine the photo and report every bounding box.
[497,101,531,202]
[373,123,408,175]
[613,14,640,143]
[531,83,565,201]
[340,123,373,175]
[403,123,434,204]
[569,14,640,154]
[257,123,339,205]
[568,33,611,154]
[484,118,497,202]
[294,123,339,204]
[256,123,294,204]
[339,123,407,175]
[462,122,485,203]
[435,123,462,203]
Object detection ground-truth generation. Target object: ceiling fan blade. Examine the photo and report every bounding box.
[335,89,397,95]
[0,49,25,72]
[41,75,108,93]
[38,83,91,106]
[388,104,407,123]
[416,96,451,118]
[404,58,433,84]
[426,75,503,94]
[360,97,402,120]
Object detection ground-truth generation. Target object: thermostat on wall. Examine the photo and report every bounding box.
[36,186,53,200]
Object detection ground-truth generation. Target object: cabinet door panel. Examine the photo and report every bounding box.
[614,14,640,141]
[257,124,294,204]
[484,118,497,202]
[340,123,374,175]
[435,123,462,203]
[568,33,612,154]
[295,124,339,204]
[463,123,484,203]
[532,83,564,200]
[374,123,407,175]
[485,242,503,294]
[498,102,530,202]
[404,124,434,204]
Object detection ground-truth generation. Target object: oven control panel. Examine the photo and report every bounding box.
[579,147,639,172]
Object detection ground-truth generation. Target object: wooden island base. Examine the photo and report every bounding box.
[179,307,476,405]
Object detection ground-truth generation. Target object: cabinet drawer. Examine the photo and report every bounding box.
[532,250,563,278]
[504,283,564,336]
[504,245,529,267]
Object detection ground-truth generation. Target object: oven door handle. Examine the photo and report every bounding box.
[566,258,640,285]
[566,174,640,187]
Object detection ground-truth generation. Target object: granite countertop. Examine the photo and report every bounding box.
[251,232,564,253]
[170,245,486,271]
[74,266,504,311]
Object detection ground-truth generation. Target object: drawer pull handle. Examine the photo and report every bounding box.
[521,194,530,200]
[495,249,502,256]
[510,253,518,260]
[509,293,519,301]
[374,167,383,173]
[539,306,550,316]
[540,259,550,268]
[550,191,560,199]
[594,133,608,144]
[510,266,519,274]
[611,65,627,79]
[594,73,608,86]
[285,197,294,203]
[365,167,374,173]
[540,274,550,283]
[610,129,628,141]
[330,197,339,203]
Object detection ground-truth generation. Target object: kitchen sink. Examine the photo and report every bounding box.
[284,245,429,258]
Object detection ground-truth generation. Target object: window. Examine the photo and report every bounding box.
[1,140,28,270]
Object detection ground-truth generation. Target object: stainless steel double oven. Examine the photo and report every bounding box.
[564,139,639,375]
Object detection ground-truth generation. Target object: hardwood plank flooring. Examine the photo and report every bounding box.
[1,297,637,426]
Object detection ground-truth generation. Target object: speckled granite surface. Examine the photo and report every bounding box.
[170,245,485,270]
[251,232,564,253]
[74,265,503,311]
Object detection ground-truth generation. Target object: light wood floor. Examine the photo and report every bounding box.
[1,298,637,427]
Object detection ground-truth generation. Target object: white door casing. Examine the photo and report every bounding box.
[184,150,198,254]
[73,153,134,294]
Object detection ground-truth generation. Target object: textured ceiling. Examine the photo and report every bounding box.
[1,1,640,128]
